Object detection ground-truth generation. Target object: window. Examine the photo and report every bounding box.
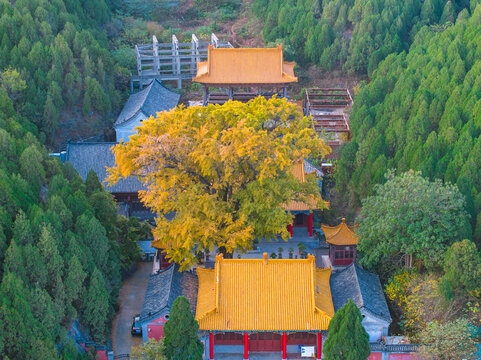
[334,246,354,261]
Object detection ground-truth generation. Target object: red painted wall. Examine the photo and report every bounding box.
[368,353,382,360]
[96,350,109,360]
[147,324,165,340]
[389,354,416,360]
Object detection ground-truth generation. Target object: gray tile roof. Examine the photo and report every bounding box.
[140,264,198,323]
[330,263,392,323]
[304,159,324,177]
[65,142,146,194]
[114,79,180,127]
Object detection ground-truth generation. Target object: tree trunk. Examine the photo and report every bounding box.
[217,246,233,258]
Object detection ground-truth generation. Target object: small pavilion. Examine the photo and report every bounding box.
[193,45,297,105]
[196,253,334,360]
[322,218,358,266]
[284,159,328,238]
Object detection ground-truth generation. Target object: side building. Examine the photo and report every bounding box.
[330,263,392,343]
[139,264,198,343]
[114,79,180,142]
[65,142,150,218]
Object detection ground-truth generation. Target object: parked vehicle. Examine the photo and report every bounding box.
[131,314,142,335]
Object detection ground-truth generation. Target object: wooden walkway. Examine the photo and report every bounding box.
[131,33,232,91]
[304,88,353,151]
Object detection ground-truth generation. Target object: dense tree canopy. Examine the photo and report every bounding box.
[418,318,477,359]
[0,0,126,142]
[108,97,330,268]
[253,0,478,73]
[323,299,370,360]
[338,5,481,244]
[0,1,142,356]
[357,171,470,273]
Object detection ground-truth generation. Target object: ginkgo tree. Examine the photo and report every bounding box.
[107,97,330,268]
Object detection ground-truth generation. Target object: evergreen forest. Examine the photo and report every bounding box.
[254,0,478,74]
[0,0,143,358]
[337,6,481,242]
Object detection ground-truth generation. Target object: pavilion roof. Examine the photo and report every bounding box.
[114,79,180,127]
[195,254,334,332]
[322,218,358,246]
[193,45,298,85]
[284,159,329,212]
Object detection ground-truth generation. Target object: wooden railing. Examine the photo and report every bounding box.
[131,33,233,90]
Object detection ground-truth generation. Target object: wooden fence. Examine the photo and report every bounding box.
[131,33,232,91]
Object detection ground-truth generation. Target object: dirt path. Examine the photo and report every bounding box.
[111,262,152,356]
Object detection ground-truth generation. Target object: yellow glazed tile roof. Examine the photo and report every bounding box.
[195,254,334,331]
[322,218,359,246]
[193,45,298,85]
[284,160,329,212]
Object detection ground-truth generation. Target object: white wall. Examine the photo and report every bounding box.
[361,309,390,343]
[115,112,147,142]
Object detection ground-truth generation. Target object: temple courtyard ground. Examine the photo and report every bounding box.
[111,261,152,355]
[231,227,329,267]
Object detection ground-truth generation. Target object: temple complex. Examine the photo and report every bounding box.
[322,218,359,266]
[193,45,297,105]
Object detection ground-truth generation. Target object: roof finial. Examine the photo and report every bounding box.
[263,252,268,264]
[341,218,346,224]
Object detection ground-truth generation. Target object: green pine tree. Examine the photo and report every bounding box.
[323,299,370,360]
[82,268,109,342]
[85,169,103,196]
[163,296,203,360]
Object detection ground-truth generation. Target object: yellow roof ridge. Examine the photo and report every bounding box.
[196,307,217,322]
[315,306,332,319]
[322,218,358,246]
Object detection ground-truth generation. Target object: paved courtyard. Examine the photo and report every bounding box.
[111,261,152,356]
[229,227,329,266]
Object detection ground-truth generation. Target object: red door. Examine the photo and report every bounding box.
[249,333,282,351]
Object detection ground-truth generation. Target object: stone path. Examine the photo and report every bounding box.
[111,262,152,355]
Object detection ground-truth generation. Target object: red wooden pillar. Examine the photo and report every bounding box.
[308,213,313,237]
[209,332,214,360]
[244,332,248,360]
[317,332,322,360]
[282,333,287,360]
[287,224,293,237]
